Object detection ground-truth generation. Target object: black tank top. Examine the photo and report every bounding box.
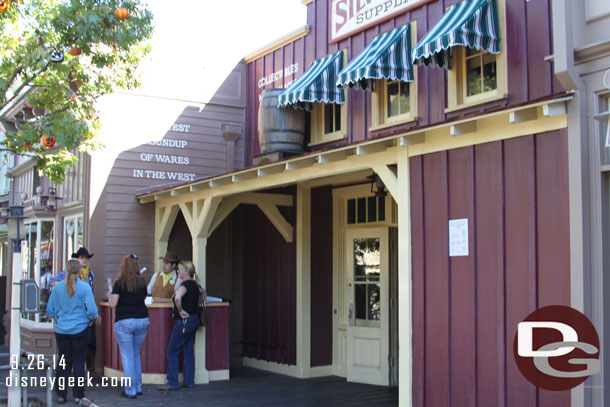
[173,280,199,319]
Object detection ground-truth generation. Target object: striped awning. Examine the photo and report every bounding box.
[412,0,500,68]
[278,50,345,110]
[336,24,413,91]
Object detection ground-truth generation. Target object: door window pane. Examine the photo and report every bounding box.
[353,237,381,327]
[357,198,366,223]
[347,199,356,224]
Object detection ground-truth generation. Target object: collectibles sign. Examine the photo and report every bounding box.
[330,0,430,42]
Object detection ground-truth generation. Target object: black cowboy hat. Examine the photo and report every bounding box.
[72,247,94,259]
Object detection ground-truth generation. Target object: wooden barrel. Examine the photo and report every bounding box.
[258,88,305,153]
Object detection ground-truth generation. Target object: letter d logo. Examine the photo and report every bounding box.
[517,322,577,357]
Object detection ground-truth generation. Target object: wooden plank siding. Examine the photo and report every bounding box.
[95,101,246,283]
[238,199,297,365]
[310,187,333,367]
[409,131,570,407]
[245,0,562,165]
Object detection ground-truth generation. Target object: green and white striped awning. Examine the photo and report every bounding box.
[336,24,413,91]
[412,0,500,68]
[278,50,345,110]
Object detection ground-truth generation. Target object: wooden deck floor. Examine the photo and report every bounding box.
[1,347,397,407]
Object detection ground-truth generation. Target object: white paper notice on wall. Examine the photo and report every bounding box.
[449,218,469,257]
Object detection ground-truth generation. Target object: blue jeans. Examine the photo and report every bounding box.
[114,318,150,396]
[166,314,199,388]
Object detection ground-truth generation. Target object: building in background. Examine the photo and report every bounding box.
[1,63,246,357]
[551,1,610,406]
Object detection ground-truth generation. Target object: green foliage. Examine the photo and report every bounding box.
[0,0,154,183]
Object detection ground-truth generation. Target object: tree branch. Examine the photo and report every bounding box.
[2,61,50,110]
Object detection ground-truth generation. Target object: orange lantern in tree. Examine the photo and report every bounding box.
[0,1,10,12]
[114,7,130,20]
[41,134,56,148]
[69,47,81,56]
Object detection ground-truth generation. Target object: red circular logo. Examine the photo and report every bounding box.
[513,305,600,391]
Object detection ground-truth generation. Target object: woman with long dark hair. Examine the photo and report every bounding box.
[46,259,97,404]
[108,254,150,399]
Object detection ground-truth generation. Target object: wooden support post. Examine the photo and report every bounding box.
[296,185,311,378]
[397,147,412,407]
[193,236,209,384]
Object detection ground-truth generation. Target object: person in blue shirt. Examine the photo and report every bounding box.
[49,247,101,382]
[46,259,98,404]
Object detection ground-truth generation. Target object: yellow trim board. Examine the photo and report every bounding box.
[407,108,567,157]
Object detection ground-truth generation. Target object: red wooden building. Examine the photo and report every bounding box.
[136,0,607,405]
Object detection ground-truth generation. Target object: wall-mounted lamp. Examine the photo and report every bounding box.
[46,187,60,211]
[35,186,62,211]
[7,204,25,252]
[369,173,387,197]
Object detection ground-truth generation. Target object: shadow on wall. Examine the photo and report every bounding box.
[88,61,247,293]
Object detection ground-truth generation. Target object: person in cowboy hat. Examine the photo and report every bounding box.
[147,250,183,303]
[49,247,103,383]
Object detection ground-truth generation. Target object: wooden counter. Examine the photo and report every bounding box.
[101,301,229,383]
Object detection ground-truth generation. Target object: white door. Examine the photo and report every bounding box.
[345,227,389,386]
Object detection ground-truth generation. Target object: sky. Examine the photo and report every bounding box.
[90,1,307,210]
[135,0,307,102]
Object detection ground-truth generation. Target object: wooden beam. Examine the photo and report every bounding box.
[150,148,398,204]
[356,141,393,156]
[399,132,425,147]
[450,121,477,136]
[139,195,155,204]
[155,191,171,200]
[543,101,567,117]
[509,107,538,123]
[208,199,240,236]
[171,187,190,197]
[232,171,258,183]
[209,177,233,188]
[286,157,317,171]
[178,201,195,236]
[372,164,400,202]
[257,165,284,177]
[190,182,210,192]
[257,203,294,242]
[157,205,180,241]
[237,192,293,206]
[198,197,221,238]
[317,150,352,164]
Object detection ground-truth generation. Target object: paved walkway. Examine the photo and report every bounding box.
[1,347,398,406]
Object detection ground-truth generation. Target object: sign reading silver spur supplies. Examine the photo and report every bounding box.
[330,0,431,42]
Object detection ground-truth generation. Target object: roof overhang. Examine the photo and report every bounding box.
[137,93,573,205]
